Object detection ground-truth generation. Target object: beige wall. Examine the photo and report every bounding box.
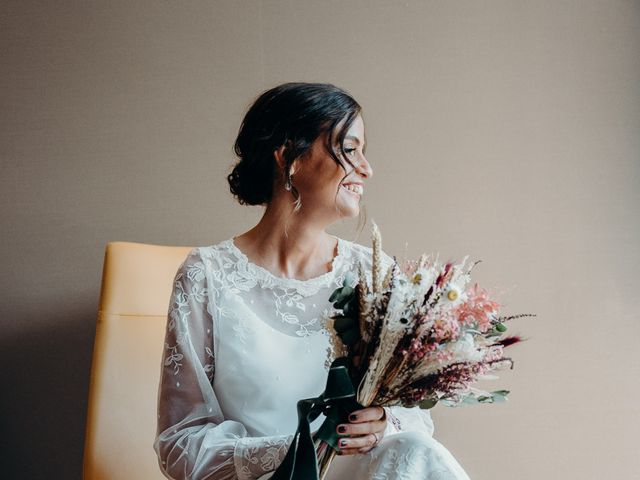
[1,1,638,478]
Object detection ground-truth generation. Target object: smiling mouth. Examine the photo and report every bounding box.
[340,183,363,198]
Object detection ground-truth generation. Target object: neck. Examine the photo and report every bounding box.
[234,194,339,280]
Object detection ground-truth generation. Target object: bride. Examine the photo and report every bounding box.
[153,82,471,480]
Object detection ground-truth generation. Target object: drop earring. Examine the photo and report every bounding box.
[284,167,295,191]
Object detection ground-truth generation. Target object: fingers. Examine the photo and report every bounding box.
[338,432,378,450]
[339,447,373,456]
[336,406,386,436]
[336,406,386,456]
[337,418,385,436]
[348,406,385,423]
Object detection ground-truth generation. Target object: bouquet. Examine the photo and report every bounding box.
[272,222,534,480]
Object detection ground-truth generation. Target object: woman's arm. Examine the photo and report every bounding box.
[382,406,436,437]
[154,248,292,480]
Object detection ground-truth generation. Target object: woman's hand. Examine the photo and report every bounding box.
[335,406,386,455]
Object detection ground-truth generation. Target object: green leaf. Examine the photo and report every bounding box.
[418,397,438,409]
[329,288,342,302]
[492,389,510,396]
[460,395,479,405]
[331,290,346,303]
[341,286,354,299]
[342,299,356,316]
[490,390,509,403]
[333,287,354,309]
[334,297,347,310]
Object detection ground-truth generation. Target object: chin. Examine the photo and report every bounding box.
[336,202,360,219]
[336,187,362,218]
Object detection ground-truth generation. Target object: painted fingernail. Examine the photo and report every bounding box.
[340,439,347,447]
[349,414,357,421]
[337,425,346,433]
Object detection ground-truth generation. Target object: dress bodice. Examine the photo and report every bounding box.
[203,236,369,436]
[154,235,437,480]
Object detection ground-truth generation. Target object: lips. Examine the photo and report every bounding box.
[340,182,363,196]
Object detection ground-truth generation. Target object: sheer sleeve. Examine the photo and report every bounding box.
[383,406,436,437]
[154,248,293,480]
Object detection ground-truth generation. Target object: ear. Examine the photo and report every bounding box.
[273,144,287,172]
[273,142,300,175]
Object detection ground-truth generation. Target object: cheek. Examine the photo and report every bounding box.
[308,163,344,193]
[327,174,346,197]
[296,153,347,197]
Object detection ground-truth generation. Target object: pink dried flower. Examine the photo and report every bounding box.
[455,283,501,332]
[431,313,460,342]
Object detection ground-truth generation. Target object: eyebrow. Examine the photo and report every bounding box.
[344,135,362,144]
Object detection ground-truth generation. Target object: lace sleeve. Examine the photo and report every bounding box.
[383,406,436,437]
[154,248,293,480]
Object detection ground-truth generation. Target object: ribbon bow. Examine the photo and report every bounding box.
[271,357,362,480]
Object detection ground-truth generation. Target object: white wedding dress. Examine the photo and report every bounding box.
[153,236,471,480]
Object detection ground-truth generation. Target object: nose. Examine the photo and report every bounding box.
[355,154,373,179]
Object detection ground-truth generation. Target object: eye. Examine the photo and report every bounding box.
[344,147,357,156]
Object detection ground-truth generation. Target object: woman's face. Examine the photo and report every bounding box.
[288,113,373,221]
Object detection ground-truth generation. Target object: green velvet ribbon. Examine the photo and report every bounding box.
[271,357,362,480]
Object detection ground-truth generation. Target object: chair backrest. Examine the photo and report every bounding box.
[83,241,192,480]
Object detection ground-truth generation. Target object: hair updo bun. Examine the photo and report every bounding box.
[227,82,362,206]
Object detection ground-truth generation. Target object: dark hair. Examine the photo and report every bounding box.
[227,82,362,207]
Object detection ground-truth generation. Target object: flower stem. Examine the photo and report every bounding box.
[318,447,337,480]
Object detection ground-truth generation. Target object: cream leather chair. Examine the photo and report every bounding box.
[83,241,192,480]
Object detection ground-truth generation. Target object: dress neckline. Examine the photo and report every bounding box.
[225,235,347,288]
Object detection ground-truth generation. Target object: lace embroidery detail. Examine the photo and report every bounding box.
[164,345,183,375]
[199,238,395,341]
[384,407,403,432]
[234,435,293,480]
[366,433,470,480]
[221,236,348,297]
[204,346,215,382]
[165,256,209,377]
[232,320,250,344]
